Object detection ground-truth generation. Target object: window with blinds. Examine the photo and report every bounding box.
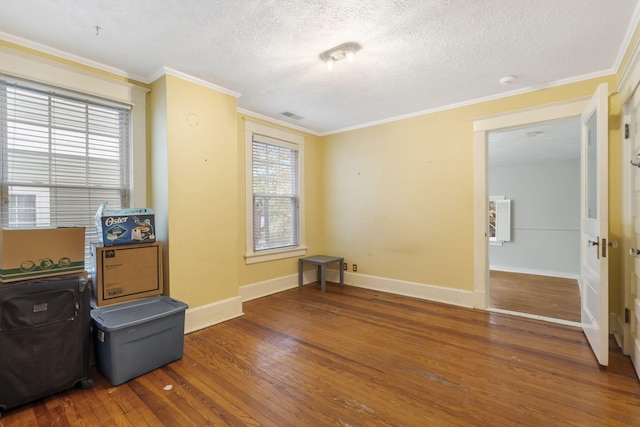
[252,135,299,251]
[0,78,131,264]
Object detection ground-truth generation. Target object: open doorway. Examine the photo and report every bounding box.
[487,117,581,323]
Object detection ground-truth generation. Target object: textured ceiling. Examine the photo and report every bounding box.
[1,0,639,135]
[488,117,581,167]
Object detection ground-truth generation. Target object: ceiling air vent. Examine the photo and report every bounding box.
[281,112,304,120]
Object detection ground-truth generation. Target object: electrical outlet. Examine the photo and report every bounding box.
[343,262,347,270]
[352,264,357,272]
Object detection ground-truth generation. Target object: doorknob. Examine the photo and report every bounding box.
[632,154,640,167]
[589,239,601,259]
[630,248,640,256]
[609,241,619,248]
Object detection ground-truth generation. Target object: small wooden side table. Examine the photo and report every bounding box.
[298,255,344,292]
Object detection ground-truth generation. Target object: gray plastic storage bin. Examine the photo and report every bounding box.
[90,296,188,386]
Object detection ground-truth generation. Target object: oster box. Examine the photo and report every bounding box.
[94,202,156,246]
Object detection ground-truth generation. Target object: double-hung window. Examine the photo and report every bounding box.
[0,76,131,264]
[245,120,305,263]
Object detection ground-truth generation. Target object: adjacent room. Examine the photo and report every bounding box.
[488,117,582,323]
[1,1,640,425]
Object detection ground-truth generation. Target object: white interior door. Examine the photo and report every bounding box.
[628,86,640,379]
[580,83,609,366]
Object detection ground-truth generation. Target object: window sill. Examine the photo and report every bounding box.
[245,246,308,264]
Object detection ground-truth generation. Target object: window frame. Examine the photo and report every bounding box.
[244,120,306,264]
[0,47,147,265]
[0,47,147,208]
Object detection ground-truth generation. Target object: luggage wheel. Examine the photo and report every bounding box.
[80,379,94,390]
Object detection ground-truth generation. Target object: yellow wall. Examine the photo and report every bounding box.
[149,78,324,309]
[321,76,622,309]
[150,74,240,307]
[149,76,170,294]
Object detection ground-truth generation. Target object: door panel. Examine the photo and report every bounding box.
[580,83,609,366]
[628,87,640,378]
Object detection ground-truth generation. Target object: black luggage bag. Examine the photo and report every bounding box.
[0,276,93,412]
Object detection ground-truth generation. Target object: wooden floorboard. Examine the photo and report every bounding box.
[489,270,582,322]
[2,283,639,426]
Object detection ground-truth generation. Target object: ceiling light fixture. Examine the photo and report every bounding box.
[499,75,517,86]
[525,130,544,137]
[319,42,361,71]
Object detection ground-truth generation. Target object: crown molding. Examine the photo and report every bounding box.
[617,14,640,101]
[0,32,147,82]
[237,108,319,136]
[150,66,241,99]
[321,69,614,136]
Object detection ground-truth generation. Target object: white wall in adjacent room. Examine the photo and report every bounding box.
[488,159,580,278]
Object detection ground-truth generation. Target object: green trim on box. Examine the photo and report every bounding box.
[0,261,85,281]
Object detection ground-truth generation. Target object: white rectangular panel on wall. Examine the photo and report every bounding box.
[495,199,511,242]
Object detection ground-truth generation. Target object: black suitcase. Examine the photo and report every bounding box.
[0,276,93,412]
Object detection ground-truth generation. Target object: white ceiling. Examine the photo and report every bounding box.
[1,0,639,135]
[488,117,581,167]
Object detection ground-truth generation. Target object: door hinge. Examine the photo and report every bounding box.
[625,123,630,139]
[625,307,631,323]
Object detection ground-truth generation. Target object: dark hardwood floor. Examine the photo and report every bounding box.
[2,283,639,426]
[489,270,582,322]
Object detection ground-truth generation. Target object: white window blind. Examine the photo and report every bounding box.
[252,134,299,251]
[0,77,131,264]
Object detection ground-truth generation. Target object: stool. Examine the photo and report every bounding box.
[298,255,344,292]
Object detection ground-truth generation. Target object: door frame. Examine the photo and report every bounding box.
[473,98,589,310]
[620,84,640,360]
[620,94,634,358]
[614,26,640,377]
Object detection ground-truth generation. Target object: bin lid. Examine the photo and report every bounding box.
[90,296,188,331]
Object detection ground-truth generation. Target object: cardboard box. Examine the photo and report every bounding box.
[94,202,156,246]
[91,296,187,386]
[0,227,85,283]
[91,241,163,306]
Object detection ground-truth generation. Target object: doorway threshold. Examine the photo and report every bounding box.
[488,307,582,328]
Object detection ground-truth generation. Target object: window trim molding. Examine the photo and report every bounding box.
[0,46,148,206]
[244,120,306,264]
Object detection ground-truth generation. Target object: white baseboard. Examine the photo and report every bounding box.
[184,296,243,334]
[343,271,474,308]
[240,268,473,308]
[239,268,344,302]
[611,312,624,347]
[240,273,299,302]
[187,270,340,334]
[490,265,579,281]
[191,271,471,335]
[188,266,593,335]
